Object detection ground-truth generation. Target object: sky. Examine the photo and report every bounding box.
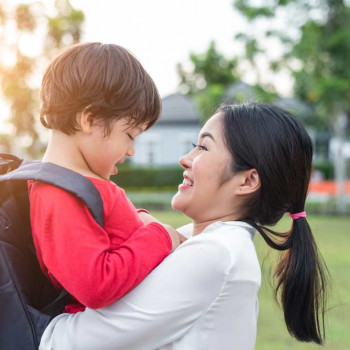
[0,0,293,132]
[69,0,246,97]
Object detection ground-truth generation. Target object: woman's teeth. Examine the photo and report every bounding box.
[183,178,193,186]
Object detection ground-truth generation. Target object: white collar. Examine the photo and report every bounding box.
[201,220,256,236]
[179,221,256,239]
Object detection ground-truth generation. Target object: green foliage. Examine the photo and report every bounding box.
[177,41,239,118]
[193,84,226,121]
[252,85,278,103]
[46,1,84,49]
[176,15,281,120]
[233,0,350,128]
[0,0,84,157]
[111,165,183,189]
[234,0,274,20]
[177,41,238,94]
[290,9,350,123]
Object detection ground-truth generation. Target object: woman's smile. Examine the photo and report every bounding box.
[179,174,194,190]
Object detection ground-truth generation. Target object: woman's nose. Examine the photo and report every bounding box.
[179,152,193,169]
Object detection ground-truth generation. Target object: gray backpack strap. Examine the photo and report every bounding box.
[0,162,104,227]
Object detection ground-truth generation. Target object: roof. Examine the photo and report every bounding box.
[223,82,257,102]
[275,97,313,116]
[223,82,314,117]
[157,93,201,124]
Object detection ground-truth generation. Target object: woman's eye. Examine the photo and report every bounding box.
[192,143,207,151]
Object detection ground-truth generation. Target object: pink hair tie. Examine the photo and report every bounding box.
[289,211,306,220]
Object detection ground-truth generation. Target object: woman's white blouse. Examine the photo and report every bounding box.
[40,221,261,350]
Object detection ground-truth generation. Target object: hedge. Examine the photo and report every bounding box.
[111,160,335,187]
[111,165,183,189]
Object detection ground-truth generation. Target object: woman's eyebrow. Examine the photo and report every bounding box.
[199,132,215,142]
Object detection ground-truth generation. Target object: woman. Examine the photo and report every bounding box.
[40,104,327,350]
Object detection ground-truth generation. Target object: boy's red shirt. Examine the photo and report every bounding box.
[28,177,171,312]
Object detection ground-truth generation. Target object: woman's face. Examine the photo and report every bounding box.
[172,113,240,222]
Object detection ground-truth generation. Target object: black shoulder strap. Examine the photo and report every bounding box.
[0,162,104,227]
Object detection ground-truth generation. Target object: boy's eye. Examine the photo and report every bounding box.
[127,133,134,141]
[192,143,207,151]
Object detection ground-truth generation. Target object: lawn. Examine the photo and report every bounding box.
[151,211,350,350]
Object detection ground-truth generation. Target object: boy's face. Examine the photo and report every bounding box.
[80,117,147,180]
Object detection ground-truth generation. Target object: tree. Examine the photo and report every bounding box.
[177,40,279,121]
[233,0,350,214]
[177,41,239,120]
[0,0,84,157]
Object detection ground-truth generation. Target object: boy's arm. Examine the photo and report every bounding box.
[31,185,172,309]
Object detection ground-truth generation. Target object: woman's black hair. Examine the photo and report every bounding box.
[219,103,328,344]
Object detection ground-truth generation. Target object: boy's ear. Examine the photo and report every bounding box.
[78,110,94,134]
[235,169,261,196]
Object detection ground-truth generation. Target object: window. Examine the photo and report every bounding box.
[147,139,156,164]
[141,134,160,165]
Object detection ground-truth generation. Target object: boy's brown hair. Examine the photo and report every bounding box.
[40,42,161,135]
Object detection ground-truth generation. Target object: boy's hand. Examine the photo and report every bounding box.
[138,211,161,224]
[138,212,187,252]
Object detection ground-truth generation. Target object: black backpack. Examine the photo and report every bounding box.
[0,153,104,350]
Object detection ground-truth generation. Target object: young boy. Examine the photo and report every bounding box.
[29,42,182,313]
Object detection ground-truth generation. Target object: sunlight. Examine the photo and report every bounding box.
[0,0,48,138]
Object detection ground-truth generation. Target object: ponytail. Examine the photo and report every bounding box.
[275,217,327,344]
[243,217,327,344]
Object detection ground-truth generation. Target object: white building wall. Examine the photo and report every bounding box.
[329,138,350,160]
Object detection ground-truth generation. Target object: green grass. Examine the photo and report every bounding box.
[151,211,350,350]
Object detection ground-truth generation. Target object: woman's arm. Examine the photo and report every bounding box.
[40,237,231,350]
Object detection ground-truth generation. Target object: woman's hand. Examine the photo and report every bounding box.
[138,211,187,252]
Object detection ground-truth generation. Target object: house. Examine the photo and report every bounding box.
[132,93,202,166]
[132,83,334,167]
[223,81,333,161]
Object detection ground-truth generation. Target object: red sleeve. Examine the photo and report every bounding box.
[30,183,172,309]
[136,208,150,214]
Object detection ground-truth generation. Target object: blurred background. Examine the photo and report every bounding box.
[0,0,349,348]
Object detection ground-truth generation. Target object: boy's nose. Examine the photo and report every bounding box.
[126,144,135,157]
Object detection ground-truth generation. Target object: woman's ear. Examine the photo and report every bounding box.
[77,110,94,134]
[236,169,261,196]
